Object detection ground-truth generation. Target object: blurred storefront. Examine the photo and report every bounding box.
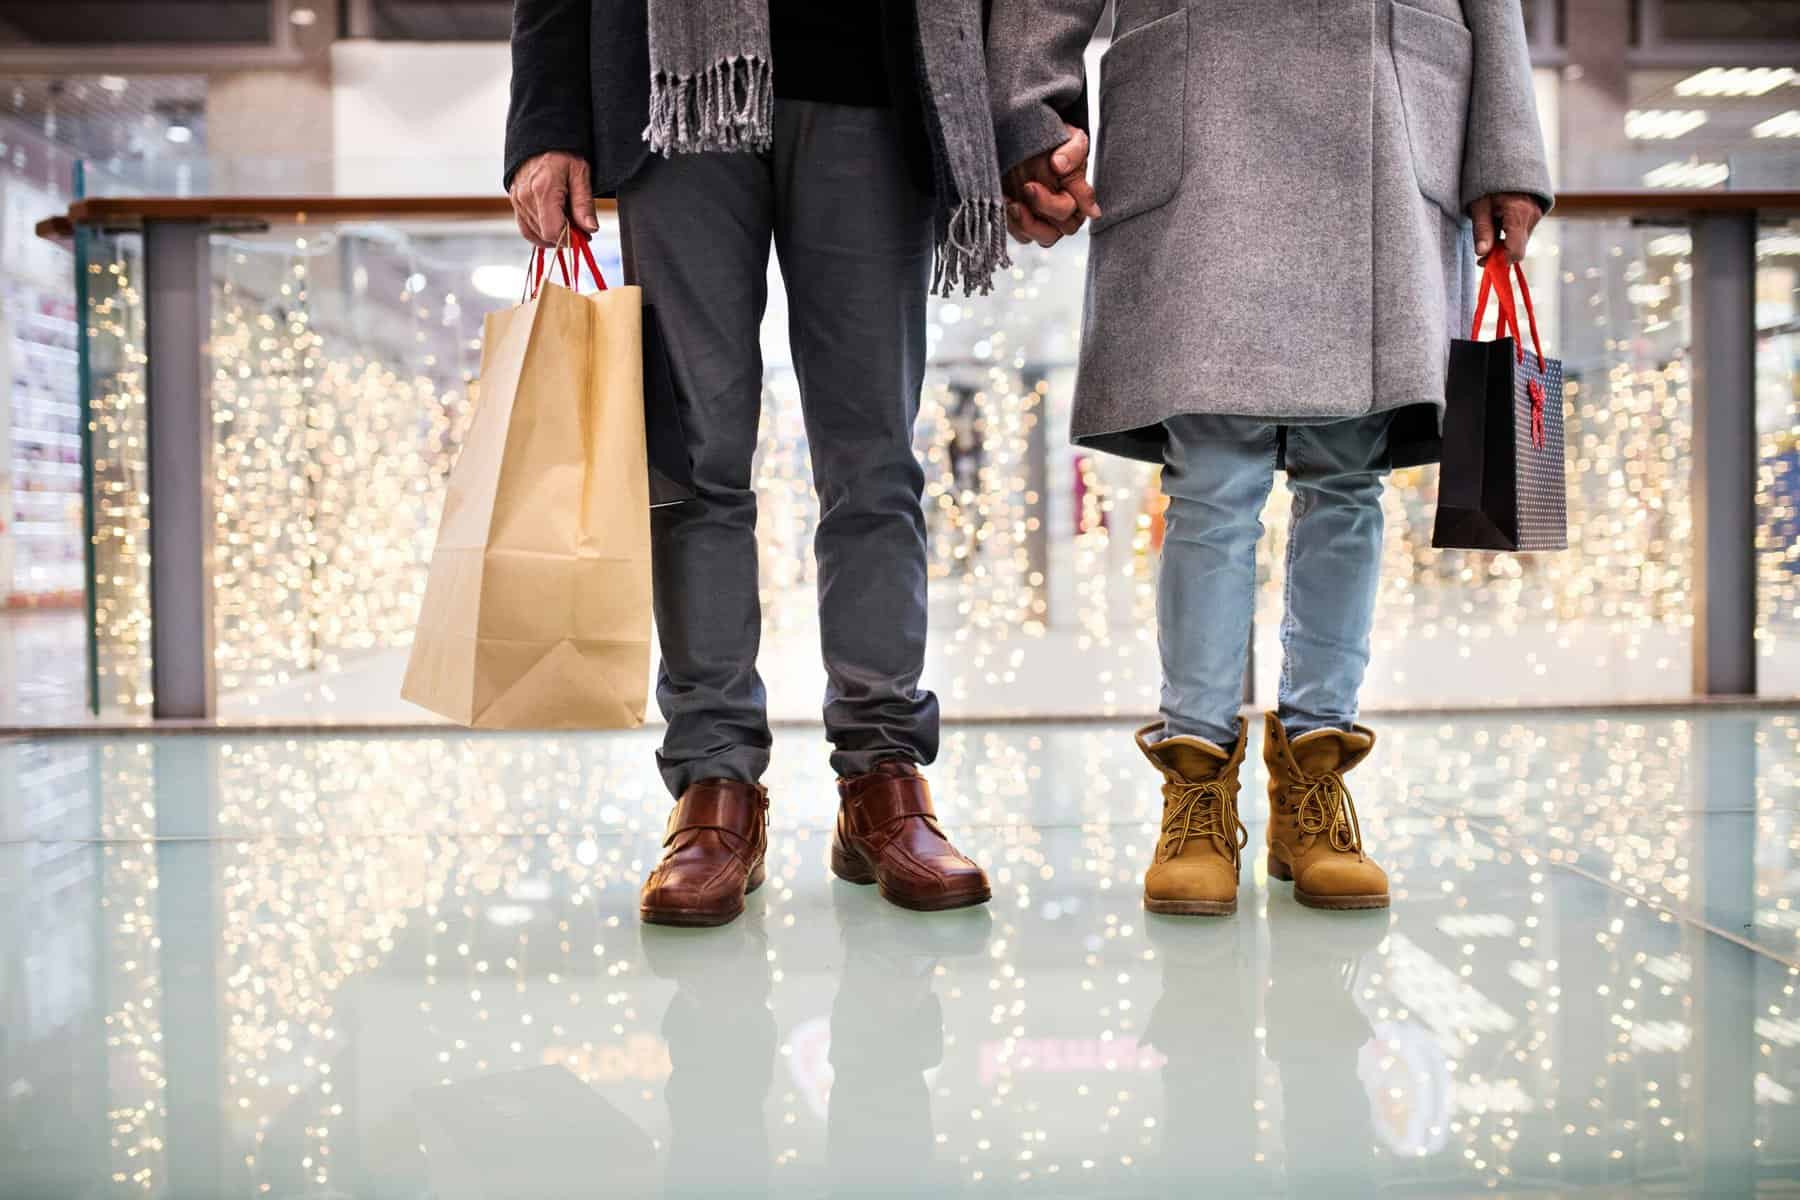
[0,0,1797,722]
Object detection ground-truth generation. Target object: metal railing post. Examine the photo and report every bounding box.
[144,218,217,719]
[1689,211,1759,697]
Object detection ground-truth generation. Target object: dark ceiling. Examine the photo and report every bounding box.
[369,0,510,42]
[0,1,272,46]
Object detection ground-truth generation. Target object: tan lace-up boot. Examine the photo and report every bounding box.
[1136,719,1250,917]
[1263,714,1389,910]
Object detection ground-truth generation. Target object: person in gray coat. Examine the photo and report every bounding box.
[989,0,1553,915]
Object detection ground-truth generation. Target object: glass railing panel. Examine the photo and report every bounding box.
[82,229,151,717]
[71,209,1760,720]
[1758,218,1800,695]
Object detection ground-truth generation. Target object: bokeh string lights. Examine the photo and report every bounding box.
[76,218,1798,716]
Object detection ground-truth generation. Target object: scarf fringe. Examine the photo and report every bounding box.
[932,199,1012,298]
[643,54,774,156]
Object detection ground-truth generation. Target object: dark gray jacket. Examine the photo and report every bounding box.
[504,0,649,195]
[503,0,939,196]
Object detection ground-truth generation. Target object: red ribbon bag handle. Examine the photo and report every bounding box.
[1471,251,1551,449]
[523,220,613,302]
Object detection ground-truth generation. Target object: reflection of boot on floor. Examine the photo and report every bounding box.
[827,889,991,1197]
[1141,917,1261,1192]
[642,917,777,1197]
[1264,897,1389,1197]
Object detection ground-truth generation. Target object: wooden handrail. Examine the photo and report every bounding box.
[33,189,1799,243]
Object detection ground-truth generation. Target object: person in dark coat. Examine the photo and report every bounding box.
[504,0,1086,927]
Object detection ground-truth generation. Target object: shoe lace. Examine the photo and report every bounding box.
[1294,770,1364,855]
[1158,779,1249,865]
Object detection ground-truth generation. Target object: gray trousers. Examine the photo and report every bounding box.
[618,101,940,797]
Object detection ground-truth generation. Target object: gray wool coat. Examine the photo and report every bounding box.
[987,0,1555,465]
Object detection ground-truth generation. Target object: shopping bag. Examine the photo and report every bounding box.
[402,229,652,728]
[642,302,696,507]
[1431,250,1568,552]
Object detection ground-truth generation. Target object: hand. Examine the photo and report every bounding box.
[509,150,598,247]
[1003,125,1101,248]
[1469,192,1542,263]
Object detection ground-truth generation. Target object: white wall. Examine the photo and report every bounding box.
[330,41,510,195]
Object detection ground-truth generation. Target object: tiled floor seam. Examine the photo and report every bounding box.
[1459,812,1800,971]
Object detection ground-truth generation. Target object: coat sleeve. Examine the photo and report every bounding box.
[1461,0,1554,213]
[986,0,1104,173]
[504,0,593,190]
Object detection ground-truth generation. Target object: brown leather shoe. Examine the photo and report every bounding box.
[640,779,770,927]
[830,762,990,912]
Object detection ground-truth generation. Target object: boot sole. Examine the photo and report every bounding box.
[1267,851,1390,911]
[640,864,766,927]
[830,844,991,912]
[1143,896,1236,917]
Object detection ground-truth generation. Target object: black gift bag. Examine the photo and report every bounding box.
[1432,250,1568,552]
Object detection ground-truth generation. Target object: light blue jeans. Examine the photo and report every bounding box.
[1157,413,1394,748]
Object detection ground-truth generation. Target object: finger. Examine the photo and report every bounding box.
[1501,202,1534,262]
[1470,196,1496,260]
[1007,201,1062,248]
[568,160,598,232]
[1061,171,1102,220]
[1049,128,1089,177]
[1024,180,1078,224]
[534,182,568,248]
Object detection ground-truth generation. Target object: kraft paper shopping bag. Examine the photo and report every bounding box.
[402,231,652,728]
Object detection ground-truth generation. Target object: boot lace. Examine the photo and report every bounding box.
[1157,780,1249,866]
[1293,770,1365,855]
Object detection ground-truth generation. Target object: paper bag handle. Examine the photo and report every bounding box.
[524,225,609,302]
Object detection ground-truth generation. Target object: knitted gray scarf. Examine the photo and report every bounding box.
[644,0,1009,297]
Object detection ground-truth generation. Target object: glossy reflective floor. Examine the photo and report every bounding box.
[3,710,1799,1198]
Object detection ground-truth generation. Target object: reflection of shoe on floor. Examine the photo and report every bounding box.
[639,779,769,927]
[1263,715,1389,911]
[832,874,994,960]
[828,897,959,1196]
[641,916,777,1197]
[1137,719,1250,916]
[830,762,991,912]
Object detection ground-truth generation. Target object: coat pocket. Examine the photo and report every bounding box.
[1390,0,1474,218]
[1091,9,1187,235]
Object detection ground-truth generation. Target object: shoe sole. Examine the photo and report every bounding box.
[1267,851,1390,911]
[640,864,766,928]
[830,845,991,912]
[1143,896,1237,917]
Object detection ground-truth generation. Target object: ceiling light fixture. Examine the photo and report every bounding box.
[289,6,318,26]
[1624,109,1707,140]
[1674,67,1795,98]
[1642,160,1728,188]
[1753,110,1800,139]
